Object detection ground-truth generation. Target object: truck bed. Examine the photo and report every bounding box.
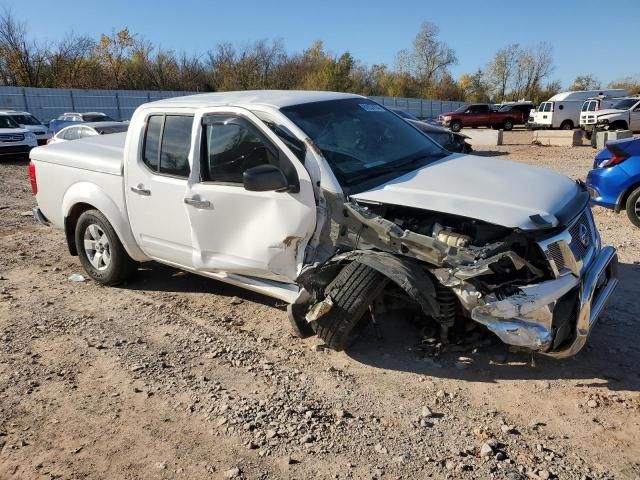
[30,133,128,231]
[30,132,126,176]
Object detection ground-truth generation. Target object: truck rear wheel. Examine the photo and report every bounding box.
[503,119,514,131]
[560,120,574,130]
[75,209,137,285]
[450,120,462,132]
[313,262,389,351]
[625,187,640,228]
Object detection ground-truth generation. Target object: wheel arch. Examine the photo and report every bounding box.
[61,182,147,261]
[300,250,441,318]
[615,180,640,213]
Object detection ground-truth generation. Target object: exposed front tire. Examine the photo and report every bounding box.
[313,262,389,351]
[450,120,462,132]
[75,209,137,285]
[625,187,640,228]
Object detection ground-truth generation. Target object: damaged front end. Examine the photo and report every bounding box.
[298,192,619,358]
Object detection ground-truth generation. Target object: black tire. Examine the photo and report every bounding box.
[313,262,389,351]
[450,120,462,132]
[610,121,628,131]
[503,118,514,131]
[287,303,315,338]
[75,209,137,285]
[625,187,640,228]
[560,120,573,130]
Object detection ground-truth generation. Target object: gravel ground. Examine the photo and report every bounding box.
[0,131,639,479]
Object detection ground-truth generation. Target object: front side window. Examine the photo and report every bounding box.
[202,116,278,184]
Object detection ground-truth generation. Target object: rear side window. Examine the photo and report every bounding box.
[63,127,81,140]
[142,114,193,177]
[202,116,278,184]
[142,115,163,171]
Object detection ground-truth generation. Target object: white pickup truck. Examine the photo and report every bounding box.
[29,91,619,358]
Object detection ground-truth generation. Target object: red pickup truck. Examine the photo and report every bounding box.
[438,103,530,132]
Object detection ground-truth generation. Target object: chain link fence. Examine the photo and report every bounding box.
[0,86,466,122]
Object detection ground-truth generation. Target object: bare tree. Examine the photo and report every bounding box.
[0,9,48,86]
[396,22,457,95]
[486,44,520,101]
[569,74,601,91]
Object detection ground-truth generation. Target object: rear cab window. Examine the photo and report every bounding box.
[142,114,193,178]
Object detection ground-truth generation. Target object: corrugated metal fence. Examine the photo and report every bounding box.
[370,96,466,120]
[0,86,466,122]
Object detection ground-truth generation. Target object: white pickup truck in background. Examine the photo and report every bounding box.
[29,90,618,358]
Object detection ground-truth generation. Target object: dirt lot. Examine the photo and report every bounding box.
[0,130,638,479]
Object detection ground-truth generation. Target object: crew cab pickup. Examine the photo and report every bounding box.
[438,103,525,132]
[29,91,619,358]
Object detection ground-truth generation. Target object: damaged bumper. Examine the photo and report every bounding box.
[471,246,618,357]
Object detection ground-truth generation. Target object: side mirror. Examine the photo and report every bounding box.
[243,164,290,192]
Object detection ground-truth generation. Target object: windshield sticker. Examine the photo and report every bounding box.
[359,103,385,112]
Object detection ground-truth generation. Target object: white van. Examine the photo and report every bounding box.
[530,89,628,130]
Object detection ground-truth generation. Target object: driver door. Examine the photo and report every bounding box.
[185,107,316,283]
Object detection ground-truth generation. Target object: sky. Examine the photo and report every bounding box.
[5,0,640,88]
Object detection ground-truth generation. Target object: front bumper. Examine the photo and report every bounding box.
[471,246,618,358]
[0,145,32,157]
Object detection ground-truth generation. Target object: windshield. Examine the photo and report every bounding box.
[281,98,446,189]
[83,114,115,122]
[0,116,20,129]
[95,125,128,134]
[392,109,419,121]
[11,114,41,125]
[612,99,638,110]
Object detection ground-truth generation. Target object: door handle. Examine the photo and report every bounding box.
[130,185,151,196]
[184,197,212,209]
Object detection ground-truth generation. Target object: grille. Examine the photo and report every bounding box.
[0,133,25,142]
[568,210,595,261]
[547,242,566,271]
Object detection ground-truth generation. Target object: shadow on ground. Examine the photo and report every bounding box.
[114,254,639,392]
[346,262,640,392]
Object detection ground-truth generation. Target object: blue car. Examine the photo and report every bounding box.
[586,137,640,227]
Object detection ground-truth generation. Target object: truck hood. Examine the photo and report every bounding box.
[596,108,625,117]
[351,154,580,231]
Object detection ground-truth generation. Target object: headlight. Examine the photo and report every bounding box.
[25,131,36,139]
[442,116,451,122]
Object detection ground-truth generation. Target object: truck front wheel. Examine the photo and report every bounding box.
[75,209,137,285]
[625,187,640,228]
[313,262,389,351]
[450,120,462,132]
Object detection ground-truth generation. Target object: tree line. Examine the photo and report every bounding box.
[0,10,637,102]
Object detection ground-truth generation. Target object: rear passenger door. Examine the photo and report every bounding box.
[466,104,489,126]
[125,113,195,267]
